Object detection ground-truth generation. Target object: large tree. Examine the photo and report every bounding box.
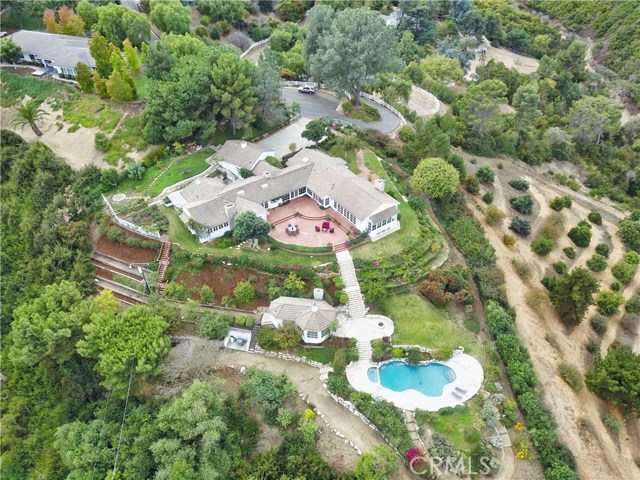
[411,157,460,199]
[76,301,170,395]
[75,62,94,92]
[254,48,282,119]
[150,0,191,35]
[211,53,257,136]
[0,37,22,63]
[586,345,640,414]
[89,32,113,77]
[513,83,542,132]
[302,4,335,82]
[301,118,332,146]
[567,96,621,150]
[94,3,150,48]
[232,211,270,241]
[11,99,48,136]
[402,118,451,169]
[549,267,600,327]
[458,79,508,149]
[309,7,402,106]
[75,0,98,29]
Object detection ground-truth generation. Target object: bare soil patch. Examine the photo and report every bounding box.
[95,235,159,263]
[175,264,272,309]
[467,42,540,79]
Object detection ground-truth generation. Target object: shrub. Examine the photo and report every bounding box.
[420,265,474,306]
[563,247,577,259]
[586,338,600,353]
[503,234,516,247]
[482,191,494,204]
[610,281,621,291]
[626,295,640,314]
[371,339,385,362]
[531,236,554,256]
[558,363,583,390]
[332,349,347,374]
[626,251,640,265]
[164,281,192,301]
[198,311,233,339]
[431,348,453,361]
[509,179,529,191]
[541,275,557,291]
[510,217,531,237]
[595,243,610,257]
[601,413,621,433]
[94,132,110,152]
[199,285,214,304]
[481,401,498,427]
[549,195,572,211]
[588,210,603,226]
[476,166,495,183]
[233,280,255,306]
[596,290,625,316]
[553,261,568,275]
[485,205,505,225]
[611,261,637,284]
[539,212,565,241]
[587,254,608,272]
[512,258,531,279]
[510,195,534,214]
[406,348,423,365]
[590,314,608,336]
[568,222,592,248]
[464,175,480,194]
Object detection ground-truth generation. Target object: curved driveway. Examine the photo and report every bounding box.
[282,87,400,133]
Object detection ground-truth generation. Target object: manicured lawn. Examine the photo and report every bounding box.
[160,206,328,267]
[115,160,169,194]
[149,150,212,196]
[298,346,336,364]
[135,76,149,98]
[328,144,359,174]
[362,148,386,177]
[383,294,485,360]
[0,70,72,106]
[417,403,483,454]
[352,201,420,261]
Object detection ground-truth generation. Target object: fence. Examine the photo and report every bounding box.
[239,38,269,59]
[102,194,162,241]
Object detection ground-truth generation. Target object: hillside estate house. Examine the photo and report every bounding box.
[167,141,401,243]
[261,294,336,344]
[9,30,95,76]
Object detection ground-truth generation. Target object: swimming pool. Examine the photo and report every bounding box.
[368,361,456,397]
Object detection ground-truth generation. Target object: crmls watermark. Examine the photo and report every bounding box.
[409,455,494,477]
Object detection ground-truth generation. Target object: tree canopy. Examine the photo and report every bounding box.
[586,345,640,414]
[411,157,460,199]
[232,211,270,242]
[549,267,600,327]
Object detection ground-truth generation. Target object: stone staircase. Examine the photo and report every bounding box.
[249,323,261,352]
[157,241,171,293]
[336,250,367,319]
[404,409,427,450]
[356,340,372,362]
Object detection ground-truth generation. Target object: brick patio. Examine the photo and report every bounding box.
[268,196,353,248]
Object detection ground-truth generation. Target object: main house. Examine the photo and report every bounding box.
[167,141,400,244]
[261,296,336,344]
[9,30,96,77]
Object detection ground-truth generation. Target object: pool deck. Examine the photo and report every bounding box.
[346,353,484,412]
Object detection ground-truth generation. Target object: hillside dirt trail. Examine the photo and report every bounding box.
[462,152,639,479]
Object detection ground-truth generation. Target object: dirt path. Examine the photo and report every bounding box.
[355,148,379,182]
[462,154,640,479]
[167,338,413,479]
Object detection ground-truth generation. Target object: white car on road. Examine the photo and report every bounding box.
[298,85,315,94]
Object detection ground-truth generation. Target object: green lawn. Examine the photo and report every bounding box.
[135,76,149,99]
[362,148,386,177]
[161,206,328,267]
[298,346,336,364]
[63,94,121,132]
[383,294,485,360]
[328,144,359,174]
[417,404,483,454]
[149,150,212,196]
[115,160,169,194]
[352,201,420,261]
[0,70,72,106]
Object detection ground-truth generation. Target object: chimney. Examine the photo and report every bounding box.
[263,171,271,178]
[224,202,236,220]
[313,288,324,300]
[374,178,385,192]
[311,302,319,312]
[240,140,247,149]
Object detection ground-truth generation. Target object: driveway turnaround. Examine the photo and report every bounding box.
[282,88,400,134]
[257,117,314,158]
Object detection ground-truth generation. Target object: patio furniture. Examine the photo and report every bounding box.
[322,221,330,231]
[451,391,463,400]
[329,227,335,233]
[454,387,467,394]
[315,226,321,232]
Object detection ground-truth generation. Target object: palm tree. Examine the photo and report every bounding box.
[11,99,48,136]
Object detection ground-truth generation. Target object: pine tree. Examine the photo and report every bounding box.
[92,71,108,98]
[211,53,257,136]
[254,48,282,118]
[123,39,141,76]
[89,32,113,77]
[75,62,94,92]
[106,70,134,104]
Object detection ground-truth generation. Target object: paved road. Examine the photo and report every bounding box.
[282,88,400,134]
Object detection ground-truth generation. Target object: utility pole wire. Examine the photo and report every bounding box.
[112,358,135,477]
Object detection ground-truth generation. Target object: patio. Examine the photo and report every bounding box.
[268,196,353,249]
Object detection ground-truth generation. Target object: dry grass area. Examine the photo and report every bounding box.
[461,150,640,479]
[467,40,540,80]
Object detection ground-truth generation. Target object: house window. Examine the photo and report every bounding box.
[370,215,394,231]
[334,202,356,225]
[322,197,330,207]
[321,328,330,337]
[298,186,306,195]
[306,331,318,339]
[282,192,290,202]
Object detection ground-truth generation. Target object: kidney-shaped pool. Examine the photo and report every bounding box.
[368,361,456,397]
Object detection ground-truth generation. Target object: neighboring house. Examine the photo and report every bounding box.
[168,143,400,243]
[9,30,95,76]
[380,9,402,27]
[261,296,336,344]
[215,140,276,181]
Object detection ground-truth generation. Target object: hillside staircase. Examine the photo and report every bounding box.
[356,340,372,362]
[404,410,427,450]
[336,250,367,319]
[249,324,262,352]
[157,241,171,293]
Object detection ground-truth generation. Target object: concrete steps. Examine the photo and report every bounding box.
[336,250,367,320]
[249,323,261,352]
[357,340,372,362]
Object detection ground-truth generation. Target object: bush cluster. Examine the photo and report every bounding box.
[549,195,572,211]
[568,221,592,247]
[508,179,530,191]
[510,217,532,237]
[510,194,534,214]
[531,236,554,256]
[586,254,608,272]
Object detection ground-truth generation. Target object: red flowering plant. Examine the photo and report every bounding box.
[419,265,474,306]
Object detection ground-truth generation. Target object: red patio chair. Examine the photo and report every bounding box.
[322,221,330,230]
[329,227,335,233]
[315,225,321,232]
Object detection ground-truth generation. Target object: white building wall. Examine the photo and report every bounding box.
[302,329,330,344]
